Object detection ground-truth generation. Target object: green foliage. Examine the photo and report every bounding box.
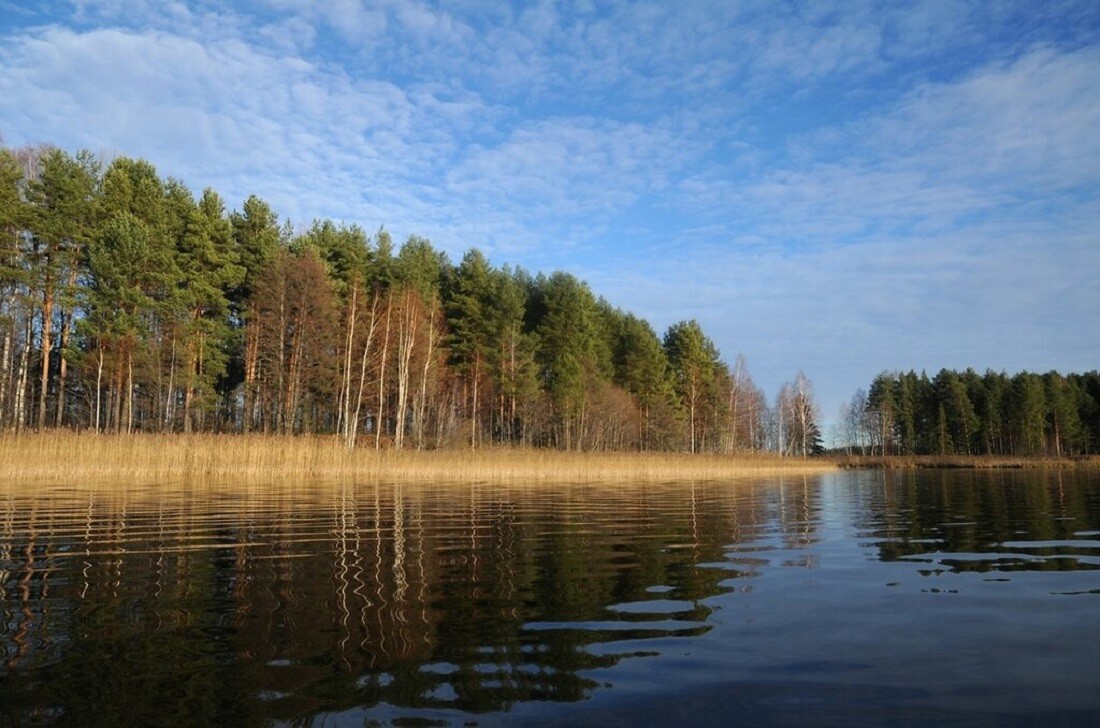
[230,194,281,288]
[101,157,165,228]
[447,248,494,373]
[857,368,1100,457]
[395,235,442,301]
[613,315,666,395]
[86,211,174,337]
[536,274,608,403]
[0,140,774,450]
[294,219,371,293]
[663,320,725,452]
[0,148,29,310]
[0,148,26,232]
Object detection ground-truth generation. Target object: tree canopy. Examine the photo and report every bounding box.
[0,142,801,453]
[843,369,1099,457]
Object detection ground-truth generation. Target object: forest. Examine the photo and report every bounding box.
[0,144,827,454]
[841,369,1100,457]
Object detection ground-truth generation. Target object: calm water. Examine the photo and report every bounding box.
[2,470,1099,726]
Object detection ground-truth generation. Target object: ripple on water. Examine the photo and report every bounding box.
[3,472,1100,724]
[606,599,697,615]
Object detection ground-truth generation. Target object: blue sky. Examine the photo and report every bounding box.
[2,0,1098,432]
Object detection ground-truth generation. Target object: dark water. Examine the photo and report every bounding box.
[2,470,1099,726]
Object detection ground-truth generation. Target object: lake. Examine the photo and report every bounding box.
[2,470,1098,726]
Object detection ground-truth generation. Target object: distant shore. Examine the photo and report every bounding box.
[834,454,1100,470]
[0,432,835,483]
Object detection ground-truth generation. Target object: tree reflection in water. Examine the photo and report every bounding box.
[0,477,818,724]
[5,472,1099,725]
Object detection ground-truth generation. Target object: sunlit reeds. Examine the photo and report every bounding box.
[0,432,836,484]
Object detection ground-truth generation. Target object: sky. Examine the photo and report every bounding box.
[1,0,1098,433]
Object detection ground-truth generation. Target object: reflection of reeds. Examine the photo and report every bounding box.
[835,454,1100,470]
[0,432,834,482]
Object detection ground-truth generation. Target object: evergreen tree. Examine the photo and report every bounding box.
[0,148,31,429]
[1044,372,1084,456]
[612,313,677,450]
[848,368,1098,457]
[84,211,174,432]
[663,320,721,453]
[979,370,1008,455]
[25,148,100,428]
[175,188,245,431]
[446,248,494,446]
[866,372,898,455]
[230,195,282,432]
[536,272,610,450]
[489,266,539,445]
[1011,373,1046,455]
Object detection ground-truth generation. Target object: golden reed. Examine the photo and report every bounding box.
[0,431,835,483]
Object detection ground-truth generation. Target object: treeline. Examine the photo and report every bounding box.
[0,143,823,452]
[841,369,1100,457]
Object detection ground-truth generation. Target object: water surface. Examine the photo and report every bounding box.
[2,470,1098,726]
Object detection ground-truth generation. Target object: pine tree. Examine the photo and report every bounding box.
[535,272,610,450]
[175,188,245,431]
[663,320,721,453]
[446,248,494,446]
[612,313,676,450]
[0,148,31,429]
[25,148,100,428]
[85,211,174,432]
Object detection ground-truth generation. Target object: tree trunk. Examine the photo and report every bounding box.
[285,311,306,434]
[165,334,177,431]
[243,320,259,434]
[94,346,104,433]
[340,281,358,440]
[0,325,11,428]
[54,309,71,427]
[394,292,417,452]
[37,289,53,430]
[183,336,194,434]
[348,289,380,449]
[14,319,32,433]
[416,305,436,450]
[376,293,392,450]
[276,290,287,434]
[125,345,134,434]
[196,331,206,432]
[471,355,479,448]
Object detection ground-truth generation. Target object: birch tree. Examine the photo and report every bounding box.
[391,236,442,450]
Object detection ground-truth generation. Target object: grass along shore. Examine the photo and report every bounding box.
[0,432,835,483]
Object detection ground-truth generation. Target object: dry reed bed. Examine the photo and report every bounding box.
[0,432,835,484]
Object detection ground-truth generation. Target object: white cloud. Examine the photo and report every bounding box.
[2,1,1096,419]
[879,46,1100,192]
[446,118,688,221]
[585,43,1100,416]
[0,23,479,229]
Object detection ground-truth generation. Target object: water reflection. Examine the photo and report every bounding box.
[0,477,823,724]
[851,469,1100,575]
[3,470,1098,725]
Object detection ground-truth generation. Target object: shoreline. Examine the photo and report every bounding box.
[834,454,1100,470]
[0,431,834,483]
[4,433,1093,483]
